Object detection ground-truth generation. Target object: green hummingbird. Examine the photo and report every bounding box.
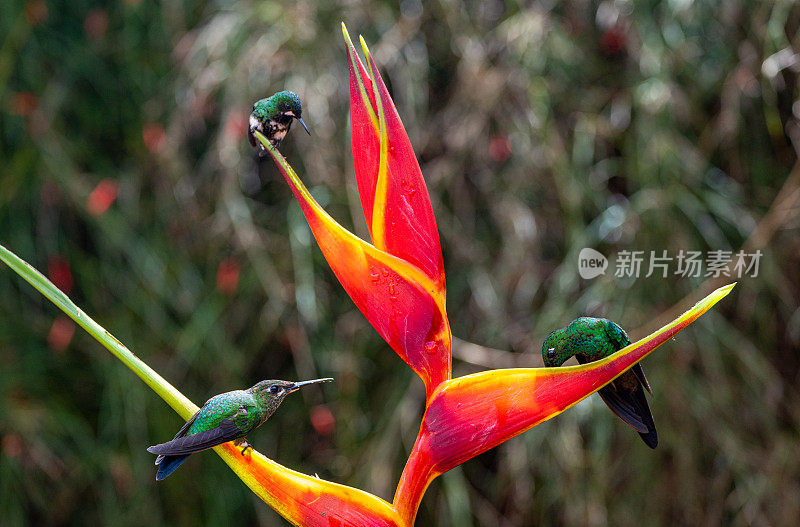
[542,317,657,448]
[147,377,333,480]
[248,90,310,155]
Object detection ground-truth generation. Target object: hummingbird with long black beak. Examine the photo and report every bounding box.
[542,317,657,448]
[148,377,333,480]
[248,90,310,155]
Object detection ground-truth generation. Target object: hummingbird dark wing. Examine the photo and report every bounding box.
[595,383,649,433]
[147,416,243,457]
[629,383,658,448]
[148,412,202,480]
[632,363,652,394]
[153,411,199,465]
[578,357,658,448]
[596,379,658,448]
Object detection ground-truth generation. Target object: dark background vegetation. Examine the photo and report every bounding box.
[1,0,799,525]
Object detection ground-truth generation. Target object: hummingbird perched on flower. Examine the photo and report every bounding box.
[147,377,333,480]
[248,90,310,155]
[542,317,657,448]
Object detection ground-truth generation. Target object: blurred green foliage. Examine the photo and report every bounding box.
[1,0,799,525]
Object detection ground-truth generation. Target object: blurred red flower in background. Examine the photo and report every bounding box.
[87,179,118,216]
[216,258,241,295]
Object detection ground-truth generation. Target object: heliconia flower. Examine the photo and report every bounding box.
[251,25,736,525]
[256,25,452,399]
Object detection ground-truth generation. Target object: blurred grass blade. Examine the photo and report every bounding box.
[0,243,405,526]
[0,243,197,419]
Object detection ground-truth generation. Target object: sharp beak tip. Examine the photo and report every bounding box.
[293,377,334,390]
[297,117,311,135]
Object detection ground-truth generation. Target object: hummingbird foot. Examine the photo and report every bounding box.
[236,440,253,456]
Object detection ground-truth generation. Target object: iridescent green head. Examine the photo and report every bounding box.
[249,90,310,149]
[541,317,630,367]
[252,91,304,121]
[248,378,333,413]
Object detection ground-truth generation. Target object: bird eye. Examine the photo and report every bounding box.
[547,348,556,361]
[268,385,281,394]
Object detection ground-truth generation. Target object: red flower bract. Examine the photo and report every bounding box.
[261,26,453,401]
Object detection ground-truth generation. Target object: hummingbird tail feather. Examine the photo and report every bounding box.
[147,418,241,456]
[638,428,659,449]
[632,387,658,449]
[155,454,189,481]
